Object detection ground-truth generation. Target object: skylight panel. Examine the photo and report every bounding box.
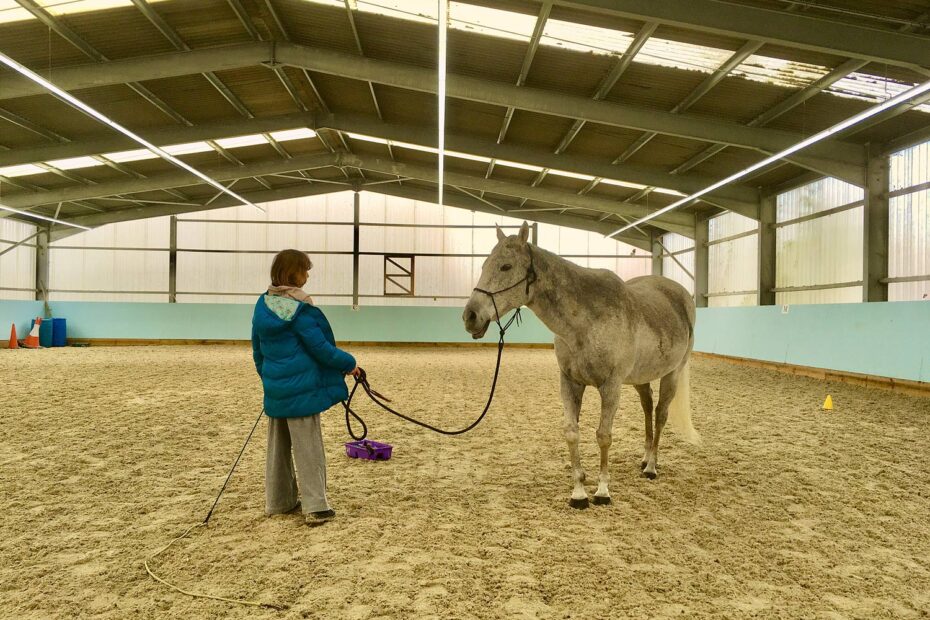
[733,54,829,90]
[105,148,159,163]
[46,156,104,171]
[215,134,267,149]
[0,163,46,177]
[547,169,593,181]
[345,132,387,144]
[542,19,635,56]
[599,178,647,190]
[270,127,317,142]
[496,159,543,172]
[163,141,213,156]
[0,1,31,24]
[0,0,168,24]
[446,150,491,163]
[831,72,930,113]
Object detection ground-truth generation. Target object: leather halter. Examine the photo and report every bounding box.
[472,243,537,327]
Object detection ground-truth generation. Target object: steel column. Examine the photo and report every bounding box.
[758,194,777,306]
[168,215,178,303]
[694,217,709,307]
[353,191,360,309]
[864,150,890,302]
[651,233,663,276]
[34,227,50,302]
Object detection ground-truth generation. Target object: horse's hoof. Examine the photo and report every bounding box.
[593,495,612,506]
[569,497,589,510]
[643,471,657,480]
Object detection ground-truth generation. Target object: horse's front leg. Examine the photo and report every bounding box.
[560,371,588,509]
[594,379,621,505]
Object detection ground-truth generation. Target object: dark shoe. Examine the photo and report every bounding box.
[306,509,335,526]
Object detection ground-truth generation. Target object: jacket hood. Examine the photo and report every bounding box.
[253,294,307,336]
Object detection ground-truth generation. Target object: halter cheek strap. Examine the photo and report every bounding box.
[472,244,537,332]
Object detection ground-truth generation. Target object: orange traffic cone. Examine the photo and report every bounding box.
[7,323,18,349]
[23,318,41,349]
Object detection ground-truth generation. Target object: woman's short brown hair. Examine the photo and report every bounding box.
[270,249,312,287]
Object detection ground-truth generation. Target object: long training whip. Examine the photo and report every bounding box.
[143,409,285,610]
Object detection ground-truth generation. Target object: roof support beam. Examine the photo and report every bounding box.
[1,142,692,234]
[0,113,312,168]
[337,154,694,236]
[554,21,657,155]
[368,184,651,251]
[273,44,864,167]
[317,113,759,215]
[0,42,864,171]
[47,182,650,250]
[497,2,552,144]
[0,111,760,214]
[547,0,930,71]
[4,153,340,209]
[49,184,347,241]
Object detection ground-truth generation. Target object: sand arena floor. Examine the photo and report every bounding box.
[1,344,929,619]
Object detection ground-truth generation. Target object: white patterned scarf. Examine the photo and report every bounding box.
[267,285,314,305]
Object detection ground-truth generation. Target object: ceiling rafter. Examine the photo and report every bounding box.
[546,0,930,71]
[0,111,760,215]
[0,41,866,182]
[129,0,317,185]
[12,0,274,191]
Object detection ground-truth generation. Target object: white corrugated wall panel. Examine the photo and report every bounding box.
[889,188,930,301]
[707,212,758,307]
[536,222,649,280]
[661,233,694,295]
[177,193,354,303]
[0,219,37,300]
[776,178,864,305]
[49,217,169,302]
[890,139,930,191]
[889,139,930,301]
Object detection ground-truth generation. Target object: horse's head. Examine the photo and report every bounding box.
[463,221,534,339]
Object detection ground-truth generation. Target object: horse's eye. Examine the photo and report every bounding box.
[500,264,512,272]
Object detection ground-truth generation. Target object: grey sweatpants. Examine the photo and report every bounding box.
[265,414,329,515]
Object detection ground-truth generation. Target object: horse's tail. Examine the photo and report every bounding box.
[668,360,701,445]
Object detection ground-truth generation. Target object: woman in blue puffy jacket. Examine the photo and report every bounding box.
[251,249,360,525]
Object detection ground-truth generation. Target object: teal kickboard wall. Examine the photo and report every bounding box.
[2,299,928,383]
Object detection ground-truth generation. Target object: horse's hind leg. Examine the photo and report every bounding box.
[560,372,588,509]
[593,379,621,505]
[643,370,680,480]
[634,383,654,471]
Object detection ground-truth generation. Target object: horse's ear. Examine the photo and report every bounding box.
[496,224,506,242]
[518,221,530,244]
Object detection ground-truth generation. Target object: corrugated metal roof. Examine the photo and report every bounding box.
[1,0,929,235]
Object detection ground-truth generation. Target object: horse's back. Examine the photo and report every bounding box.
[625,275,696,334]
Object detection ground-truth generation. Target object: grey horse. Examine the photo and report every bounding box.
[463,222,700,508]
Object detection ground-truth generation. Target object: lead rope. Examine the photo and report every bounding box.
[342,245,532,441]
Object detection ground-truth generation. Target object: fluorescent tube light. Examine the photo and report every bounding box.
[1,203,91,230]
[608,77,930,238]
[0,51,265,214]
[438,0,448,208]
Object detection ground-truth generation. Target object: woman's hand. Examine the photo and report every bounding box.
[349,366,361,378]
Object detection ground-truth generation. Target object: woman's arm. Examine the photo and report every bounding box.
[295,314,356,373]
[251,323,264,376]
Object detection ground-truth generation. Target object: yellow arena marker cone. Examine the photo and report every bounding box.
[822,395,833,411]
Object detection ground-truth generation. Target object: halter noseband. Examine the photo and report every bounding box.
[472,244,537,333]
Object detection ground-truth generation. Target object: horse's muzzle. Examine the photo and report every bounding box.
[462,307,490,339]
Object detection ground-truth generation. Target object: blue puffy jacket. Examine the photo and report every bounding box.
[251,294,356,418]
